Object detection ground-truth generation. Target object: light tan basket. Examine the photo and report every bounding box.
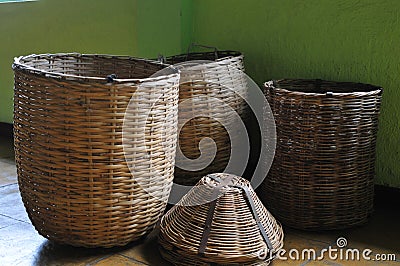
[13,53,180,247]
[164,50,248,186]
[159,173,284,265]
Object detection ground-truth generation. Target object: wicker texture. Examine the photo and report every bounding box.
[165,51,248,186]
[159,173,284,265]
[13,53,180,247]
[260,79,383,230]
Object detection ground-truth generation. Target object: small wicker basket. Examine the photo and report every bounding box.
[164,50,248,186]
[13,53,180,247]
[159,173,284,265]
[260,79,383,230]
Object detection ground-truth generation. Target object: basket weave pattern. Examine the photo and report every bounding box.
[159,173,284,265]
[261,79,382,230]
[165,51,248,186]
[13,53,180,247]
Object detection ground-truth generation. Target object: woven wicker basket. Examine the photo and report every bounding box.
[260,79,383,230]
[13,53,180,247]
[159,173,284,265]
[164,51,248,186]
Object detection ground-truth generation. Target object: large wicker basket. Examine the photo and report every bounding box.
[260,79,383,230]
[13,53,180,247]
[159,173,284,265]
[164,51,248,186]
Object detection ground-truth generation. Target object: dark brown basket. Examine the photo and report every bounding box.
[159,173,284,265]
[164,51,248,186]
[260,79,383,230]
[13,53,180,247]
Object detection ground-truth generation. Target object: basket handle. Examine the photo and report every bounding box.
[157,54,166,64]
[186,43,219,61]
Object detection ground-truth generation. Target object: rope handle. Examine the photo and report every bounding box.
[157,54,166,64]
[186,43,219,61]
[156,44,219,64]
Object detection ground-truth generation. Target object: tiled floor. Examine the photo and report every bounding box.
[0,135,399,266]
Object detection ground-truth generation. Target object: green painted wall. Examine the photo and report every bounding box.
[1,0,398,188]
[0,0,137,123]
[135,0,191,58]
[0,0,188,124]
[191,0,400,188]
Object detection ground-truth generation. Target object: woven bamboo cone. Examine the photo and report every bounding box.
[159,173,284,265]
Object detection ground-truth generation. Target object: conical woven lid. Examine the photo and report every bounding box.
[159,173,284,265]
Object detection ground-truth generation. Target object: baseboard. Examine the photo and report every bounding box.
[0,122,13,138]
[375,184,400,206]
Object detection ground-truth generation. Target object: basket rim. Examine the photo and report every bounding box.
[264,79,383,96]
[12,52,180,83]
[164,50,243,64]
[162,50,244,76]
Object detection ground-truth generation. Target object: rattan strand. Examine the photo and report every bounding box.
[260,79,383,230]
[13,53,180,247]
[159,173,284,265]
[165,51,248,186]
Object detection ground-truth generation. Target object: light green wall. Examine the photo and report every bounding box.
[1,0,399,188]
[134,0,191,58]
[0,0,188,124]
[0,0,136,123]
[192,0,400,188]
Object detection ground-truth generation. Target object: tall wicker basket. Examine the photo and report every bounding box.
[165,50,248,186]
[13,53,180,247]
[260,79,383,230]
